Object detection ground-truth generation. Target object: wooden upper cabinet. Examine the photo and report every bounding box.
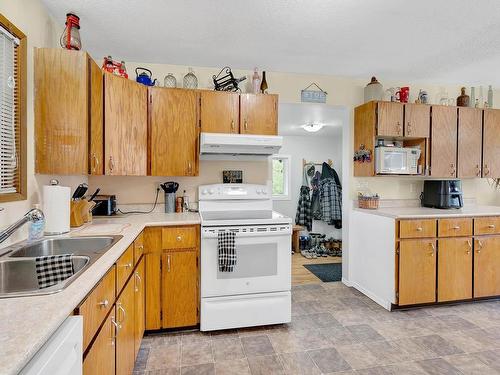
[438,238,472,302]
[483,109,500,178]
[240,94,278,135]
[104,73,147,176]
[35,49,88,174]
[162,249,199,328]
[377,101,403,136]
[430,106,457,178]
[398,239,436,305]
[89,58,103,175]
[200,91,239,133]
[458,107,482,178]
[404,104,430,138]
[474,236,500,298]
[149,88,199,176]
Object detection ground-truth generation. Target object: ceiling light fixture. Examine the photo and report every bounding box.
[301,123,324,132]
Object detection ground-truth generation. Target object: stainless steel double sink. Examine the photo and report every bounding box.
[0,235,122,298]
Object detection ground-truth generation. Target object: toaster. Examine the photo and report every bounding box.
[421,180,463,209]
[92,195,117,216]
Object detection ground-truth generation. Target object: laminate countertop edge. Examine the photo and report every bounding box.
[353,205,500,219]
[0,212,201,375]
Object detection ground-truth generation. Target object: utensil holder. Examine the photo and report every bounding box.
[165,193,176,213]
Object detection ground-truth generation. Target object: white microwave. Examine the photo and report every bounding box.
[375,146,421,175]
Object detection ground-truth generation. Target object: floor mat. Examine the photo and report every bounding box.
[303,263,342,282]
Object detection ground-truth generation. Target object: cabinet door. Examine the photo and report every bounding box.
[483,109,500,178]
[134,258,145,358]
[430,106,457,177]
[89,58,103,175]
[104,73,147,175]
[398,239,436,305]
[116,277,136,375]
[437,238,473,302]
[240,94,278,135]
[144,227,162,330]
[474,236,500,298]
[162,250,198,328]
[404,104,430,137]
[201,91,239,133]
[458,107,482,178]
[149,88,199,176]
[377,102,403,136]
[83,309,116,375]
[35,49,88,174]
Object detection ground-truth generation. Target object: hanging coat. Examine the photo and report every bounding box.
[319,162,342,229]
[310,170,322,220]
[295,168,312,231]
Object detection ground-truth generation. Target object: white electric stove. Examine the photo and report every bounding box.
[198,183,292,331]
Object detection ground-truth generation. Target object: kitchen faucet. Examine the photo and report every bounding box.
[0,208,44,244]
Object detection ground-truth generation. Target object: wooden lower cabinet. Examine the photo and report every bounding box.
[134,258,145,357]
[474,236,500,298]
[398,239,436,305]
[116,276,136,375]
[83,310,117,375]
[437,238,473,302]
[162,250,199,328]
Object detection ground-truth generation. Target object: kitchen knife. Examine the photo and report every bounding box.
[88,188,100,202]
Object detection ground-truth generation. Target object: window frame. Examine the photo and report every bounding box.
[271,154,291,201]
[0,14,27,203]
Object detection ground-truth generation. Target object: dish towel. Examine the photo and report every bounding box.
[35,254,75,289]
[218,231,236,272]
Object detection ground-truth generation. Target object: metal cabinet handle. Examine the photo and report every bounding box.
[244,119,248,131]
[231,120,235,131]
[167,254,171,272]
[111,317,119,344]
[416,227,423,232]
[109,156,115,172]
[98,299,109,308]
[187,162,192,174]
[488,224,496,229]
[176,235,182,241]
[452,226,460,230]
[406,122,411,135]
[92,153,99,173]
[467,240,472,254]
[117,303,126,323]
[396,122,402,135]
[135,272,142,292]
[124,262,132,269]
[477,240,483,253]
[476,164,481,177]
[484,164,490,176]
[429,242,436,255]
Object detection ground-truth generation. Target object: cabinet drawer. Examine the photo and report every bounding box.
[134,232,144,265]
[79,266,116,350]
[438,218,472,237]
[474,216,500,235]
[399,219,436,238]
[116,244,134,294]
[162,226,197,250]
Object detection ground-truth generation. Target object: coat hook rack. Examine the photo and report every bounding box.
[302,158,333,167]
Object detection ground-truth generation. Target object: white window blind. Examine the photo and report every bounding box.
[0,26,19,194]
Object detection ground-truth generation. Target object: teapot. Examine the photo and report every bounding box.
[135,67,157,86]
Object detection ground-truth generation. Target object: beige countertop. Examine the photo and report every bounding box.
[0,212,200,375]
[353,205,500,219]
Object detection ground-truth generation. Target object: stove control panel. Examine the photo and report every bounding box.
[199,184,270,200]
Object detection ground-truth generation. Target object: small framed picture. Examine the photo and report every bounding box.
[223,170,243,183]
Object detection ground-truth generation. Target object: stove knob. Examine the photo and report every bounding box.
[209,189,215,195]
[256,189,261,194]
[202,189,208,195]
[262,189,268,195]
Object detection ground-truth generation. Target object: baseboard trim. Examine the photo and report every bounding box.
[349,280,392,311]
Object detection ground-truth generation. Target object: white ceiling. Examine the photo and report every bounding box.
[42,0,500,85]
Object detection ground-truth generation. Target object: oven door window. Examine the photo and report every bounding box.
[217,243,277,279]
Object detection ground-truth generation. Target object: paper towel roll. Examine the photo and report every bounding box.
[43,184,71,235]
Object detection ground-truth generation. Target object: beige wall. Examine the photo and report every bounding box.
[91,59,500,205]
[0,1,86,245]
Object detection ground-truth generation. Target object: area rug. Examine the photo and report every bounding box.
[303,263,342,282]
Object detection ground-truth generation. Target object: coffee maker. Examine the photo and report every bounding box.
[421,180,463,209]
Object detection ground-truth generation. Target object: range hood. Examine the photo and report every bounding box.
[200,133,283,160]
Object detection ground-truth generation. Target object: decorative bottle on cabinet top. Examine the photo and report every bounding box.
[183,68,198,89]
[260,71,268,94]
[164,73,177,88]
[252,68,261,94]
[488,85,493,108]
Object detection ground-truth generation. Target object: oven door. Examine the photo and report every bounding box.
[201,224,291,297]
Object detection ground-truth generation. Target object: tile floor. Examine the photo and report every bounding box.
[134,282,500,374]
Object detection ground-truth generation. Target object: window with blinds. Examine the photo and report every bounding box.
[0,16,25,202]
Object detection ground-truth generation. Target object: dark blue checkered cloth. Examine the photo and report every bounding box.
[35,254,74,289]
[218,231,236,272]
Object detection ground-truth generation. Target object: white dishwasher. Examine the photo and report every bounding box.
[20,316,83,375]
